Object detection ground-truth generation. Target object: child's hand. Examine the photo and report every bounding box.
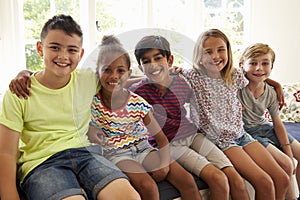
[9,70,33,99]
[87,125,105,144]
[273,82,285,110]
[169,65,183,75]
[149,165,170,182]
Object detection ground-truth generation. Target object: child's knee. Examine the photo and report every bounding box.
[254,175,274,191]
[137,178,158,196]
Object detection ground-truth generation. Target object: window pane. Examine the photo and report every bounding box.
[226,0,244,8]
[54,0,80,21]
[204,0,222,8]
[95,0,144,35]
[25,44,43,71]
[224,12,244,45]
[23,0,50,41]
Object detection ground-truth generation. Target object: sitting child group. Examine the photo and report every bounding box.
[0,14,299,200]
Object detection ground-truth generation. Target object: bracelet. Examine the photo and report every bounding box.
[280,143,290,148]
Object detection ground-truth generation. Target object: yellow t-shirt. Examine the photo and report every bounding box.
[0,68,98,182]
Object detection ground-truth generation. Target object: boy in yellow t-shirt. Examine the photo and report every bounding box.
[0,14,139,200]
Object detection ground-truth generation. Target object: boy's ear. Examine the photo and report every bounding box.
[79,48,85,60]
[168,55,174,67]
[138,65,144,72]
[36,41,43,57]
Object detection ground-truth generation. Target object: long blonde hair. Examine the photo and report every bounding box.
[193,29,235,86]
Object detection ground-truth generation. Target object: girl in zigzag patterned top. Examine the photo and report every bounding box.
[87,35,201,200]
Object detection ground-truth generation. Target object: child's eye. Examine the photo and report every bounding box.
[100,66,110,73]
[49,46,59,51]
[68,48,79,53]
[154,55,163,61]
[141,60,149,65]
[104,68,111,72]
[203,50,211,55]
[262,62,270,66]
[118,68,126,74]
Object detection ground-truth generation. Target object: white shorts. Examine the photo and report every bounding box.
[170,133,233,176]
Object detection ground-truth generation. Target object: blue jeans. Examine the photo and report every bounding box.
[21,145,127,200]
[245,123,295,148]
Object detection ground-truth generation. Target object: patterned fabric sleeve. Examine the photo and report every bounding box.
[233,68,249,89]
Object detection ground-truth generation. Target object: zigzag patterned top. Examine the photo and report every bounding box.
[90,90,152,153]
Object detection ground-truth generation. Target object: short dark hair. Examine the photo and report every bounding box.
[134,35,171,65]
[40,14,83,43]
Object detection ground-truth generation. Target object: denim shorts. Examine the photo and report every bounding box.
[105,140,156,165]
[221,131,257,151]
[245,123,295,148]
[21,145,128,200]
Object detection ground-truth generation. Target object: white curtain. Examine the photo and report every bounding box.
[0,0,25,94]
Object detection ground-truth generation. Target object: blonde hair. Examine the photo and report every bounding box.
[239,43,275,68]
[193,29,234,86]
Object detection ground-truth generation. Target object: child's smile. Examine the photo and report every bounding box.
[140,49,171,84]
[98,54,131,94]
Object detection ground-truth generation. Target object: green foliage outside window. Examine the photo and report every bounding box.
[23,0,247,71]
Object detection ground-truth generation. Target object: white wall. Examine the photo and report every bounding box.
[249,0,300,83]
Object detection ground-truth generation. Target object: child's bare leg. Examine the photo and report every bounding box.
[224,146,275,200]
[291,139,300,192]
[97,178,141,200]
[166,161,202,200]
[199,164,229,200]
[117,160,158,200]
[267,144,295,199]
[244,141,289,200]
[221,166,250,200]
[286,178,297,200]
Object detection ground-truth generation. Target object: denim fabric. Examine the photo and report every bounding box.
[21,145,127,200]
[234,132,256,147]
[106,140,156,165]
[246,123,295,148]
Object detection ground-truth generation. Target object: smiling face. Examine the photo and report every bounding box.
[139,49,173,84]
[98,53,131,94]
[37,29,84,78]
[201,36,228,78]
[241,53,273,83]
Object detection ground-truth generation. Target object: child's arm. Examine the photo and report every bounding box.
[143,111,170,181]
[266,78,285,109]
[272,116,295,168]
[0,124,20,199]
[9,70,33,99]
